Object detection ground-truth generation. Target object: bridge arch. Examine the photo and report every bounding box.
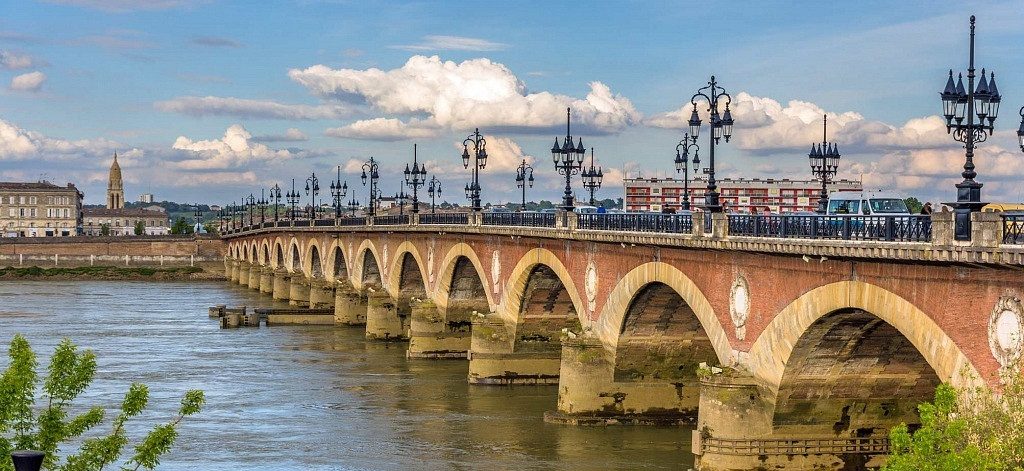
[249,243,257,263]
[289,241,302,273]
[501,248,585,349]
[305,239,325,279]
[595,262,731,367]
[273,239,285,269]
[747,280,980,397]
[261,242,270,266]
[386,241,428,299]
[434,243,495,313]
[353,239,383,289]
[327,242,348,281]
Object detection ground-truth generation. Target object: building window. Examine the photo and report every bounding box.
[29,196,36,204]
[63,208,68,218]
[8,208,13,217]
[30,209,36,217]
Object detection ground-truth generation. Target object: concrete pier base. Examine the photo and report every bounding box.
[407,300,470,359]
[259,267,274,294]
[468,313,559,385]
[309,279,336,309]
[272,269,292,301]
[289,276,310,307]
[247,264,260,290]
[227,260,240,283]
[334,284,367,325]
[544,336,698,426]
[237,263,250,286]
[365,291,408,341]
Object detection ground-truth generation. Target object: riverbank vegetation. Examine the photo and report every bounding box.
[885,365,1024,470]
[0,335,204,470]
[0,265,215,281]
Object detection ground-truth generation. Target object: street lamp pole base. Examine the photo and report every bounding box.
[946,180,985,241]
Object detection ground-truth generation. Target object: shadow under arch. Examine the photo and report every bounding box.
[500,248,586,351]
[289,241,302,273]
[327,241,348,281]
[746,280,980,397]
[305,238,324,279]
[273,240,285,269]
[594,261,731,367]
[433,242,495,313]
[261,242,270,266]
[386,241,428,299]
[352,239,383,289]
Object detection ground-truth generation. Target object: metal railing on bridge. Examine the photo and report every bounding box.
[375,215,410,226]
[727,214,932,242]
[419,212,469,225]
[339,217,365,226]
[577,213,693,234]
[481,212,557,227]
[1004,214,1024,244]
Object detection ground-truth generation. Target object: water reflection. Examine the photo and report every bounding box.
[0,281,693,470]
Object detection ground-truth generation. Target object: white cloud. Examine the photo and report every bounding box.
[253,128,309,143]
[10,71,46,92]
[155,96,353,120]
[171,125,305,170]
[289,55,641,140]
[647,92,951,154]
[0,50,34,69]
[391,36,508,52]
[326,118,440,141]
[449,135,535,173]
[0,118,118,160]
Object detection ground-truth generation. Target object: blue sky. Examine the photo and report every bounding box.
[1,0,1023,207]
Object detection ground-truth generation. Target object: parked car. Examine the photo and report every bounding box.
[827,191,910,216]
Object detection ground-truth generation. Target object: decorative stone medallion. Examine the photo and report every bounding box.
[347,241,353,268]
[585,261,598,313]
[729,275,751,340]
[491,251,501,295]
[989,296,1024,368]
[427,243,435,284]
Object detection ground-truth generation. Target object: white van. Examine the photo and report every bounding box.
[827,191,910,216]
[573,205,599,214]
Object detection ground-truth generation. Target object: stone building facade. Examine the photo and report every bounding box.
[0,181,84,237]
[82,153,169,236]
[623,177,862,213]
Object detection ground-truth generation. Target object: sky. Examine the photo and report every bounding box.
[1,0,1023,208]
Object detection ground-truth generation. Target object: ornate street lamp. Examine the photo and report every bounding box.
[808,115,841,214]
[330,165,348,219]
[581,148,603,206]
[348,196,360,217]
[462,129,488,211]
[245,194,255,227]
[405,144,428,214]
[361,157,381,216]
[687,75,735,213]
[395,189,408,217]
[1019,106,1024,152]
[940,15,1002,240]
[551,107,586,211]
[514,159,534,211]
[427,175,441,213]
[304,172,320,220]
[285,179,300,220]
[269,184,282,222]
[675,134,700,211]
[193,203,203,233]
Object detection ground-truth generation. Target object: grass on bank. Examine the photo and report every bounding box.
[0,265,204,277]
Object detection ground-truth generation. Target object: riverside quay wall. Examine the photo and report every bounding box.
[0,234,225,270]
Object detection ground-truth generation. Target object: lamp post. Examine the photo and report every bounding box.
[330,165,348,219]
[304,172,320,220]
[427,176,441,213]
[551,107,586,211]
[286,179,300,220]
[808,115,841,214]
[514,159,534,211]
[581,147,603,206]
[687,75,735,213]
[256,189,267,224]
[462,128,488,211]
[1018,106,1024,151]
[395,189,408,217]
[361,157,381,216]
[269,184,281,222]
[193,204,203,234]
[245,194,255,227]
[405,144,428,214]
[348,196,360,217]
[940,15,1002,240]
[674,134,700,211]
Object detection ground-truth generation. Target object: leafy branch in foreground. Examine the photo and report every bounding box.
[0,335,204,471]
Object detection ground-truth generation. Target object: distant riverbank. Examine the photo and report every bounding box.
[0,265,224,281]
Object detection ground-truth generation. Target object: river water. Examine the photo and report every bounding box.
[0,281,694,470]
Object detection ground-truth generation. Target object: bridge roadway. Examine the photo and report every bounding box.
[222,210,1024,470]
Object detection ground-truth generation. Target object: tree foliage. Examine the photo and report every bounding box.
[904,197,924,214]
[169,217,189,235]
[0,335,204,471]
[133,221,145,236]
[885,365,1024,470]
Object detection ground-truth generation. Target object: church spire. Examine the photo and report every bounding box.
[107,151,124,209]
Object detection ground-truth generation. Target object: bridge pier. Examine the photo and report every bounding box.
[468,313,559,385]
[309,278,335,309]
[407,299,470,359]
[692,371,889,470]
[365,291,408,341]
[259,266,274,294]
[544,337,697,425]
[289,275,311,307]
[272,269,291,301]
[247,263,260,290]
[334,283,367,325]
[227,259,240,283]
[237,262,250,287]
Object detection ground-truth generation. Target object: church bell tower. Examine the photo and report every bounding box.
[107,152,124,210]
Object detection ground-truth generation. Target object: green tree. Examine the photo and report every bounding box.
[170,217,189,234]
[0,335,203,471]
[133,220,145,235]
[904,197,923,214]
[99,224,110,236]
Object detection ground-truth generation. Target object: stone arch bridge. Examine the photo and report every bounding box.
[222,211,1024,470]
